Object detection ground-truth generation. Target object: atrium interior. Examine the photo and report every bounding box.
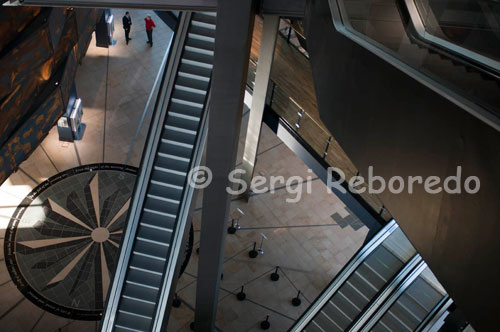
[0,0,498,332]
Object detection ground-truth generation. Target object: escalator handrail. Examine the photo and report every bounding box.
[348,254,423,332]
[359,260,428,332]
[100,12,191,331]
[417,296,453,332]
[327,0,500,132]
[403,0,500,77]
[289,219,398,332]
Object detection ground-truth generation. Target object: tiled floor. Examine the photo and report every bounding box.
[0,9,369,332]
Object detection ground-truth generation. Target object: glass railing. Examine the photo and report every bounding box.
[413,0,500,63]
[278,18,310,58]
[248,57,392,222]
[330,0,500,128]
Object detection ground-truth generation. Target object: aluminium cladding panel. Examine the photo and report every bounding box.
[304,0,500,330]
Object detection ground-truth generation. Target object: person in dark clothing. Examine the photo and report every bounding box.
[122,12,132,45]
[145,15,156,47]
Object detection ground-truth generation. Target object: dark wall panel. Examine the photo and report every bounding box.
[0,24,53,101]
[261,0,306,16]
[59,50,78,110]
[53,10,78,69]
[0,7,41,51]
[48,7,67,50]
[304,0,500,330]
[0,24,54,145]
[0,7,97,185]
[0,88,64,182]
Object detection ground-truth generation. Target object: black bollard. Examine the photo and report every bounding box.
[172,293,181,308]
[292,290,302,307]
[227,219,237,234]
[260,315,271,330]
[236,286,246,301]
[270,266,280,281]
[249,242,258,258]
[190,322,195,330]
[196,247,200,255]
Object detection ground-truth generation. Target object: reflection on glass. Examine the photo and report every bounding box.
[337,0,500,117]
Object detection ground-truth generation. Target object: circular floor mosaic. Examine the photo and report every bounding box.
[4,164,138,320]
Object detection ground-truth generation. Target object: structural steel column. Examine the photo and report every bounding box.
[194,1,256,331]
[240,15,280,199]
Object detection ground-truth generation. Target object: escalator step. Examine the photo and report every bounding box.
[165,115,200,132]
[119,296,156,320]
[122,282,158,305]
[379,310,414,332]
[321,299,351,329]
[115,310,152,332]
[185,37,214,53]
[188,32,215,44]
[312,311,343,332]
[191,20,216,31]
[134,236,170,258]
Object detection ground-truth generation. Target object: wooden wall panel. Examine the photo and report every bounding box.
[53,10,78,69]
[59,50,78,110]
[48,8,67,50]
[0,25,54,145]
[0,24,53,101]
[0,7,41,51]
[0,6,97,185]
[0,88,63,182]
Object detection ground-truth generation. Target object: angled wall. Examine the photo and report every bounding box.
[304,0,500,330]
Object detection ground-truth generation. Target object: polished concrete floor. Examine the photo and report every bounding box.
[0,9,368,332]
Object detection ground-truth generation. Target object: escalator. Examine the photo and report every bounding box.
[290,221,452,332]
[362,267,451,332]
[100,11,216,332]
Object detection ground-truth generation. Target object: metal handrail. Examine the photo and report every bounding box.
[348,254,423,331]
[328,0,500,132]
[359,260,428,332]
[417,296,453,332]
[288,220,398,332]
[100,12,191,332]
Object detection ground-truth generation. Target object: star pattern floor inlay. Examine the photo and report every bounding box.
[4,164,138,320]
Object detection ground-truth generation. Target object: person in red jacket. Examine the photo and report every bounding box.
[145,15,156,46]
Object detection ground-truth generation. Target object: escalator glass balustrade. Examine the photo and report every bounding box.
[330,0,500,123]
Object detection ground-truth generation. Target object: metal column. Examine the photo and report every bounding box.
[240,15,280,199]
[193,1,256,331]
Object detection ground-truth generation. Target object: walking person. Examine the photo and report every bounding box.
[122,11,132,45]
[145,15,156,47]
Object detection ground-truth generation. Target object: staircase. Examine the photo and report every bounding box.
[395,0,500,113]
[100,11,216,332]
